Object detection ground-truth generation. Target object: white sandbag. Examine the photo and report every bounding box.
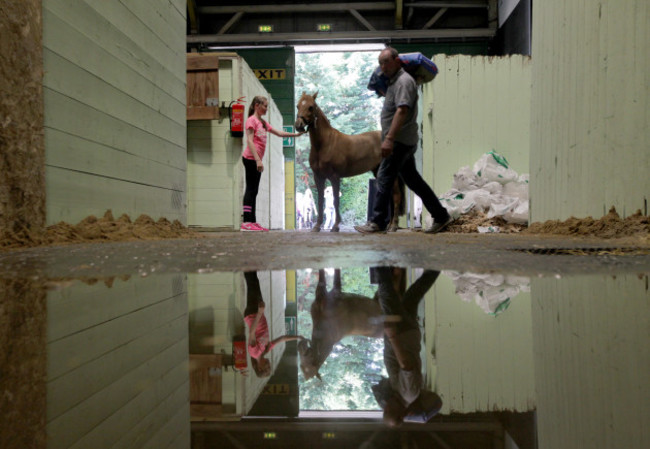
[487,195,519,218]
[481,181,503,195]
[464,189,493,211]
[452,165,484,190]
[503,200,529,224]
[502,181,529,201]
[477,226,500,233]
[442,271,531,316]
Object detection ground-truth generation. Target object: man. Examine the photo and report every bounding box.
[355,47,452,234]
[371,266,443,427]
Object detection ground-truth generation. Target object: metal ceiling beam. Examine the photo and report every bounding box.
[188,28,496,45]
[199,3,395,14]
[348,9,376,31]
[218,12,244,35]
[422,8,448,29]
[404,1,488,8]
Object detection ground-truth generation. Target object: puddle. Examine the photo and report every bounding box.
[3,265,649,449]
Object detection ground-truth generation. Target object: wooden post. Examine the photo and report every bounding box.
[0,0,46,235]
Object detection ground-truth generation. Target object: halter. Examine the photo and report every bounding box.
[298,113,317,131]
[298,103,321,131]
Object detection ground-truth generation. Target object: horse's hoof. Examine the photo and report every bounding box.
[330,226,339,233]
[311,226,321,232]
[387,225,398,232]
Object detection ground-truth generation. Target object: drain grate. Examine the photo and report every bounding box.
[510,247,650,256]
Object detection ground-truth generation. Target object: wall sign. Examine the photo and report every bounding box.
[254,69,286,80]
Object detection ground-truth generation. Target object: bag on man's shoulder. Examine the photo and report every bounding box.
[367,52,438,97]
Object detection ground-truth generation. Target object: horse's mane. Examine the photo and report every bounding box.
[312,102,331,129]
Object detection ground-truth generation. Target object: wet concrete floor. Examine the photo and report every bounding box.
[0,230,649,281]
[2,230,649,449]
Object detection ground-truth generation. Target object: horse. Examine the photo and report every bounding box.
[295,91,404,232]
[298,268,384,381]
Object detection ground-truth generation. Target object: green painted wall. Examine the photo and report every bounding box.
[47,273,189,448]
[422,54,531,205]
[530,0,650,221]
[42,0,187,224]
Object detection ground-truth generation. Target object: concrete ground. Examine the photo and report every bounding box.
[0,230,649,281]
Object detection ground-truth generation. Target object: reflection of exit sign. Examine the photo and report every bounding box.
[254,69,286,80]
[283,126,294,147]
[285,316,296,335]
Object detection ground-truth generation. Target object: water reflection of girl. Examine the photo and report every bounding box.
[243,271,303,377]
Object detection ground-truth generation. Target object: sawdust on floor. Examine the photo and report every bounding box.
[0,210,203,250]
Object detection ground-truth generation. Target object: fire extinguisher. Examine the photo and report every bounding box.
[229,97,246,137]
[232,334,247,371]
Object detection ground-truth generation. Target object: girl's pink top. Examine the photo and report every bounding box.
[242,115,274,161]
[245,313,276,359]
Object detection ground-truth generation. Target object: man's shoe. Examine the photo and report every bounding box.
[425,216,454,234]
[354,222,385,234]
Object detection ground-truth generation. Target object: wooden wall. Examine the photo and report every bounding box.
[530,1,650,221]
[426,273,535,414]
[531,274,650,449]
[187,56,285,230]
[422,55,531,200]
[42,0,187,225]
[47,274,189,449]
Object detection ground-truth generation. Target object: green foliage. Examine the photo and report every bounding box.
[297,268,387,411]
[294,52,384,225]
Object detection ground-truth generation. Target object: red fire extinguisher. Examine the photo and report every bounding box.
[232,334,247,371]
[229,97,246,137]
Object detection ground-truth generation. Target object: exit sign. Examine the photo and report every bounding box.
[283,126,294,147]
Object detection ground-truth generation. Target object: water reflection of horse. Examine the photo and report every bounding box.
[298,268,384,381]
[295,92,404,232]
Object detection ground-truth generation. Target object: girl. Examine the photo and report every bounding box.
[241,96,304,232]
[243,271,304,377]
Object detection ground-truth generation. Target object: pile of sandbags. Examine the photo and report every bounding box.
[443,271,530,316]
[440,151,529,228]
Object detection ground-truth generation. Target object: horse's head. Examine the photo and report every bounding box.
[295,91,319,132]
[297,338,323,381]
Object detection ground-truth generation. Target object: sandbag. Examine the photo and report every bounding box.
[367,52,438,96]
[399,52,438,84]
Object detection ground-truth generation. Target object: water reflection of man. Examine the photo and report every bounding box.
[371,267,443,427]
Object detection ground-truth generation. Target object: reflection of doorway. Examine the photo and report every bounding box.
[297,267,387,411]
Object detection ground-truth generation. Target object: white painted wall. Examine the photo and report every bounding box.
[530,0,650,221]
[421,55,531,220]
[187,56,285,230]
[42,0,187,224]
[47,274,189,449]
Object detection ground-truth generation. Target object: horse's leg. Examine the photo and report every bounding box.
[311,174,325,232]
[330,177,341,232]
[387,178,406,232]
[333,268,341,293]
